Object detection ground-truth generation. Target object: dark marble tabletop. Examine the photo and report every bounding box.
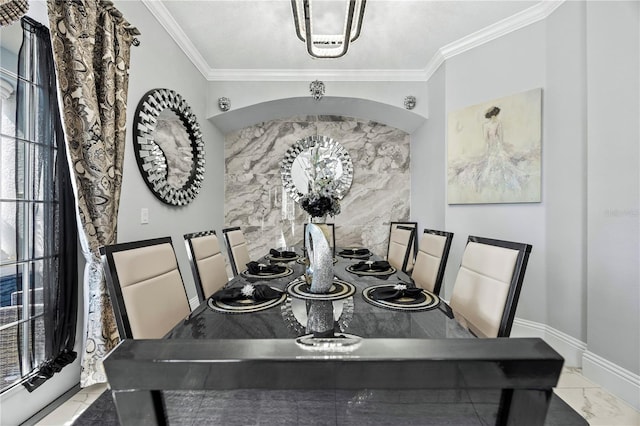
[166,247,474,341]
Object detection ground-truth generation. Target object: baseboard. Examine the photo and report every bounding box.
[512,317,640,412]
[512,318,586,366]
[583,350,640,411]
[543,322,587,367]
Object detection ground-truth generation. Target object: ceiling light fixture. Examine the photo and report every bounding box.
[291,0,366,59]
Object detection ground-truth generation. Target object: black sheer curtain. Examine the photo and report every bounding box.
[15,16,78,392]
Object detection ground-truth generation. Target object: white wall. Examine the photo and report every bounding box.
[544,0,588,346]
[115,1,226,306]
[410,65,447,242]
[584,1,639,404]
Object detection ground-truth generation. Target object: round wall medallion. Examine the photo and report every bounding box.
[133,89,205,206]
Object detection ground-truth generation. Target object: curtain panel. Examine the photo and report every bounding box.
[47,0,139,387]
[11,16,79,392]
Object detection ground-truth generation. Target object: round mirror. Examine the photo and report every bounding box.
[133,89,205,206]
[281,135,353,202]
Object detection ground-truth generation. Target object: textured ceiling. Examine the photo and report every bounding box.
[155,0,540,73]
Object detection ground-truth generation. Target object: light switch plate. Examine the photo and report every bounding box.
[140,208,149,224]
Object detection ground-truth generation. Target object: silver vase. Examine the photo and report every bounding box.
[305,223,334,294]
[306,300,335,337]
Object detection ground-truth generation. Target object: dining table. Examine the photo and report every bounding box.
[103,245,570,426]
[166,246,472,342]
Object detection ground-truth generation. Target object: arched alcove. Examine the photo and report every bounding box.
[208,96,426,135]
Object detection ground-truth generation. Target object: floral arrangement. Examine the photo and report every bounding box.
[299,177,341,219]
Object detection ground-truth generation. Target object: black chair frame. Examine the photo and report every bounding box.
[221,226,244,277]
[100,236,188,340]
[183,229,217,304]
[389,225,417,273]
[466,235,532,338]
[388,221,418,265]
[421,229,454,296]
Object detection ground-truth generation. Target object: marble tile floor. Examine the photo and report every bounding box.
[553,367,640,426]
[34,383,107,426]
[33,368,639,425]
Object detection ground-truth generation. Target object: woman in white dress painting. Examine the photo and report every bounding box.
[478,106,524,193]
[453,105,527,201]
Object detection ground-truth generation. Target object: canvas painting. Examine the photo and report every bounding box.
[447,88,542,204]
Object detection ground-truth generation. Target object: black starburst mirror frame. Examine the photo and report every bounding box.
[133,89,205,206]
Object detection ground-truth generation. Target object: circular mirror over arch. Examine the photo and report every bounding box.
[133,88,205,206]
[281,135,353,203]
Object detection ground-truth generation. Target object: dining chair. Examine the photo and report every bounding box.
[303,223,336,257]
[387,221,418,271]
[184,230,229,303]
[449,236,532,338]
[100,237,191,339]
[386,224,417,273]
[410,229,454,296]
[221,227,251,276]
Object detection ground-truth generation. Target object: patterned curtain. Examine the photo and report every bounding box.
[47,0,139,387]
[0,0,28,26]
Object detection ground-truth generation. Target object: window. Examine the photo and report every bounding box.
[0,16,77,394]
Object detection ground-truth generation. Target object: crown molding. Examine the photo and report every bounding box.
[440,0,564,60]
[205,68,428,82]
[422,51,446,82]
[423,0,565,81]
[141,0,211,78]
[146,0,565,83]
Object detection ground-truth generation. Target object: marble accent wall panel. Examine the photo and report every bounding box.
[225,116,410,266]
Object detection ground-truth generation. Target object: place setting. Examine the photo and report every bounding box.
[337,247,372,259]
[208,283,287,314]
[240,261,294,279]
[264,248,300,262]
[346,260,396,277]
[362,283,440,312]
[286,276,356,301]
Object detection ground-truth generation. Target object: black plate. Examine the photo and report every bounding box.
[240,266,294,279]
[346,264,396,276]
[362,285,440,311]
[208,288,287,314]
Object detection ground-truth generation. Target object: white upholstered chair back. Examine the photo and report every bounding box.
[184,230,228,302]
[388,222,418,271]
[222,227,251,276]
[411,229,454,295]
[449,236,531,338]
[387,225,416,272]
[101,237,190,340]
